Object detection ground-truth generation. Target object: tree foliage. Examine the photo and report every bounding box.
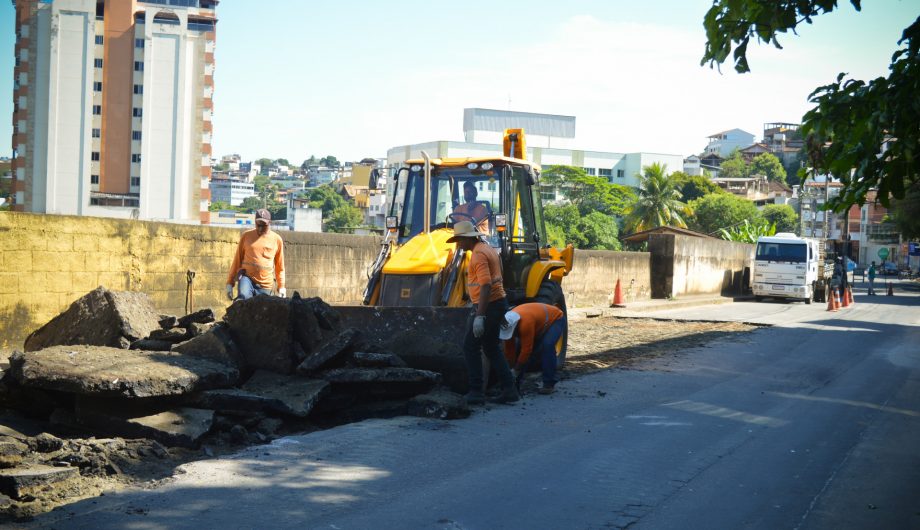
[255,158,273,169]
[624,163,690,232]
[319,155,340,168]
[719,218,776,243]
[761,204,799,234]
[750,153,787,183]
[689,193,761,235]
[541,165,635,216]
[890,184,920,239]
[543,204,621,250]
[302,184,362,232]
[275,158,290,167]
[701,0,920,211]
[718,150,749,179]
[671,171,725,202]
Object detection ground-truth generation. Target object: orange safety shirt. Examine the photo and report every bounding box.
[453,201,490,233]
[226,228,285,290]
[467,241,505,304]
[504,303,564,367]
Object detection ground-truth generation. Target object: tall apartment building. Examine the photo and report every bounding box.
[11,0,217,223]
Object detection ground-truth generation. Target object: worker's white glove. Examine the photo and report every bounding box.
[225,285,234,301]
[473,316,486,338]
[278,288,287,298]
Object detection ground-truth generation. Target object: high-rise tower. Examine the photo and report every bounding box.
[11,0,217,223]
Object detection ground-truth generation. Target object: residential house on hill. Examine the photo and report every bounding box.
[704,129,756,157]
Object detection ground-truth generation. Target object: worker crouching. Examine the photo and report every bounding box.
[501,303,566,395]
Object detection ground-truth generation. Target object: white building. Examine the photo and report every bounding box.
[388,109,684,191]
[209,178,254,206]
[10,0,218,223]
[704,128,756,157]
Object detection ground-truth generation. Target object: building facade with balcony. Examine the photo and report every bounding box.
[10,0,217,223]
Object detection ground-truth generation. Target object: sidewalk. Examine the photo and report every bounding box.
[568,293,752,320]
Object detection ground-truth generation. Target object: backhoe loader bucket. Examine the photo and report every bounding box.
[336,306,473,392]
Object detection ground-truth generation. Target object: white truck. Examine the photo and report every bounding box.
[752,233,822,304]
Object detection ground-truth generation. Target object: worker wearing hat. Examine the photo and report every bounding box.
[500,302,566,395]
[226,208,286,301]
[447,221,518,405]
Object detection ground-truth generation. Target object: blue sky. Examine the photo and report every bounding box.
[1,1,916,162]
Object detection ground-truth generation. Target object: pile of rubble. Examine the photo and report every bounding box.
[0,287,468,518]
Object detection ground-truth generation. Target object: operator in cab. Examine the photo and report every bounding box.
[452,181,490,233]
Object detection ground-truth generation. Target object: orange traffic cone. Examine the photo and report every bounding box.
[827,288,839,312]
[841,286,850,308]
[611,279,626,308]
[847,286,855,306]
[887,282,894,296]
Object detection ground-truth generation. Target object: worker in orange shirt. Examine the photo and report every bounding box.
[446,220,518,405]
[501,302,566,395]
[226,208,286,301]
[452,181,491,233]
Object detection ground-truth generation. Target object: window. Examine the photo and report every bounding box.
[131,177,141,187]
[93,105,102,115]
[134,61,143,72]
[93,81,103,92]
[582,167,596,176]
[91,151,100,161]
[132,131,142,141]
[616,169,625,178]
[92,128,101,138]
[94,58,103,68]
[132,154,141,163]
[95,35,103,45]
[135,38,144,48]
[133,84,143,94]
[598,168,612,178]
[91,174,99,184]
[132,107,142,118]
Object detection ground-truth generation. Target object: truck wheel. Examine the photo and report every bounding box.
[534,279,568,368]
[754,296,764,302]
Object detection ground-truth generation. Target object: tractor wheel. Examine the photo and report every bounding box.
[534,279,568,368]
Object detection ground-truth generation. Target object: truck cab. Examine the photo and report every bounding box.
[752,233,820,304]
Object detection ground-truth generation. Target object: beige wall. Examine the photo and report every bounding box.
[0,212,379,351]
[564,250,651,308]
[649,233,753,299]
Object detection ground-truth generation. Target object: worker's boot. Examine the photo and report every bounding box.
[489,386,520,404]
[464,391,486,406]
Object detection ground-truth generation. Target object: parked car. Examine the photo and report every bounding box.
[881,262,899,276]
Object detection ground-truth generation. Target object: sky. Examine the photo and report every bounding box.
[0,0,917,163]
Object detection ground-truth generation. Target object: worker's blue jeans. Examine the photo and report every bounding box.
[528,317,566,387]
[237,275,272,300]
[464,298,513,393]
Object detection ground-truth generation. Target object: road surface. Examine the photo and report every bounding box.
[25,279,920,529]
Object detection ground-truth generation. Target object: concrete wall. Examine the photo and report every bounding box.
[0,212,379,351]
[564,250,651,308]
[649,233,753,299]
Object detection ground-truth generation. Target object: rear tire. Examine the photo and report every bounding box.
[754,295,764,302]
[534,279,568,368]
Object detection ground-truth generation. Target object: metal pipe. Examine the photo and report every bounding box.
[421,151,431,234]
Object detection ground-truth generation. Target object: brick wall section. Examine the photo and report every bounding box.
[564,250,651,307]
[0,212,379,351]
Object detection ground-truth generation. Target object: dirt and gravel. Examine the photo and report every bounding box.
[1,313,759,521]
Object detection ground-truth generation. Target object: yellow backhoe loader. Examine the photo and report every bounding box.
[337,130,574,391]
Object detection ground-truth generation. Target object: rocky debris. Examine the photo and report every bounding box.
[407,388,470,420]
[158,315,178,330]
[129,339,173,352]
[24,287,163,351]
[297,328,361,374]
[224,296,300,374]
[188,321,216,338]
[26,433,64,454]
[125,409,215,449]
[352,351,408,368]
[191,371,329,419]
[148,327,189,342]
[171,323,243,369]
[0,438,28,468]
[177,308,215,329]
[320,367,441,397]
[7,345,238,398]
[0,464,79,500]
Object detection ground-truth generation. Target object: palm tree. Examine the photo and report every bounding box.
[624,163,690,232]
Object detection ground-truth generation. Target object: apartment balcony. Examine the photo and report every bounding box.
[865,223,899,244]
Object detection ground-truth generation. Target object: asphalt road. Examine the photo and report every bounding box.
[26,279,920,529]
